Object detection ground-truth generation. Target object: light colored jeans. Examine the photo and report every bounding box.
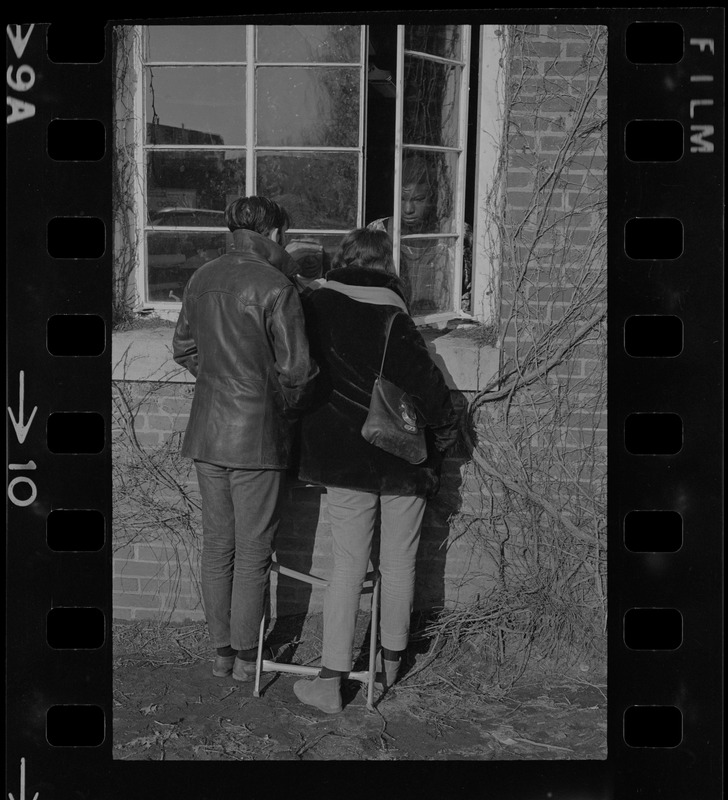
[322,487,427,671]
[194,461,284,651]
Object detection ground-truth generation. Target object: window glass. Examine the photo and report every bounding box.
[146,67,246,146]
[146,232,229,301]
[399,149,459,235]
[257,67,360,147]
[399,237,456,315]
[257,152,359,229]
[146,151,246,219]
[405,25,462,60]
[285,233,349,279]
[145,25,247,62]
[403,57,460,148]
[257,25,360,63]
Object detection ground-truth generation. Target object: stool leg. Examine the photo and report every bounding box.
[253,614,266,698]
[366,573,381,710]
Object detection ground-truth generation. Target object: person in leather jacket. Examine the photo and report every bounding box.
[173,196,318,682]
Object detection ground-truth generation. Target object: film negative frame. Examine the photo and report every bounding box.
[5,9,723,798]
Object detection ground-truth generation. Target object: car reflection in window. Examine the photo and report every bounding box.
[148,207,226,228]
[147,208,227,301]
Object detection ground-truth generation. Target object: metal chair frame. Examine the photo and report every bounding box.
[253,560,381,711]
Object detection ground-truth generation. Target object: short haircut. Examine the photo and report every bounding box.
[331,227,396,273]
[224,196,292,235]
[402,154,437,190]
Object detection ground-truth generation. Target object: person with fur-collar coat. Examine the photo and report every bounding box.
[292,227,462,714]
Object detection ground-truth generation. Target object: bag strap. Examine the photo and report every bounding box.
[377,312,402,379]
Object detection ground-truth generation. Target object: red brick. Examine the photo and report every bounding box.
[116,560,167,578]
[507,170,535,189]
[114,593,161,608]
[147,414,175,431]
[528,41,562,58]
[565,42,590,58]
[134,431,160,446]
[112,608,133,620]
[136,544,178,561]
[539,97,577,113]
[159,397,192,414]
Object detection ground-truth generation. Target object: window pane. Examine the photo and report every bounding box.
[403,57,461,148]
[147,151,246,220]
[285,233,349,279]
[257,25,361,63]
[146,67,246,146]
[399,237,456,315]
[257,67,360,147]
[400,149,459,234]
[257,152,359,229]
[405,25,462,60]
[145,25,247,62]
[147,232,229,301]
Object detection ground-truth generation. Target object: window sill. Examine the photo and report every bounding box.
[112,325,500,391]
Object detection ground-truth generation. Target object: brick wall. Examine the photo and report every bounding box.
[500,23,607,471]
[112,381,495,622]
[111,24,606,626]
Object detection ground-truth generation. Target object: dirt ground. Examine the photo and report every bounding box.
[113,615,607,762]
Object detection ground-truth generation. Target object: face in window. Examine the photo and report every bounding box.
[401,182,435,233]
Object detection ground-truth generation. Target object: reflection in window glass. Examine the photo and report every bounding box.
[147,232,229,301]
[257,25,360,63]
[399,149,459,235]
[405,25,462,60]
[146,67,246,146]
[257,67,360,147]
[147,151,246,219]
[403,57,460,149]
[145,25,247,62]
[285,233,348,280]
[399,237,456,315]
[257,152,359,229]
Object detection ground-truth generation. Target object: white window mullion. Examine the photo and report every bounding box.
[134,25,148,308]
[246,25,256,196]
[392,25,405,277]
[358,25,367,228]
[452,25,471,317]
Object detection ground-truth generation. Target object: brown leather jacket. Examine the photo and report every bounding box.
[173,229,318,469]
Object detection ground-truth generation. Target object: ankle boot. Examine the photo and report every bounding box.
[374,651,401,691]
[293,676,343,714]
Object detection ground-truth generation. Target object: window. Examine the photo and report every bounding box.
[122,23,497,323]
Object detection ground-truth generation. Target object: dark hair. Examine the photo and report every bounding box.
[224,196,292,235]
[331,228,396,273]
[402,154,437,190]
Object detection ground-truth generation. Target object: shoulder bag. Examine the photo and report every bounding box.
[361,312,427,465]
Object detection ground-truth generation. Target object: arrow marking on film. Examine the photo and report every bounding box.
[8,371,38,445]
[8,757,39,800]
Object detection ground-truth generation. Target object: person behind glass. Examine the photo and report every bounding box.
[368,154,473,314]
[292,227,461,713]
[173,196,318,682]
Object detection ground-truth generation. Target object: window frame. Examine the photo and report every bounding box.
[392,24,472,325]
[126,24,500,327]
[133,24,367,309]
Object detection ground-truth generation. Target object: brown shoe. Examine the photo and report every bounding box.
[374,651,401,691]
[293,676,343,714]
[212,655,236,677]
[232,647,273,682]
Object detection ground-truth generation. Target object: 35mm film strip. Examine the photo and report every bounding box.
[5,11,724,799]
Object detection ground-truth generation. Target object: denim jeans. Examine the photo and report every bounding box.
[194,461,284,651]
[322,487,427,671]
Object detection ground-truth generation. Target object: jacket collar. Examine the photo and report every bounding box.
[230,229,298,277]
[325,266,407,301]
